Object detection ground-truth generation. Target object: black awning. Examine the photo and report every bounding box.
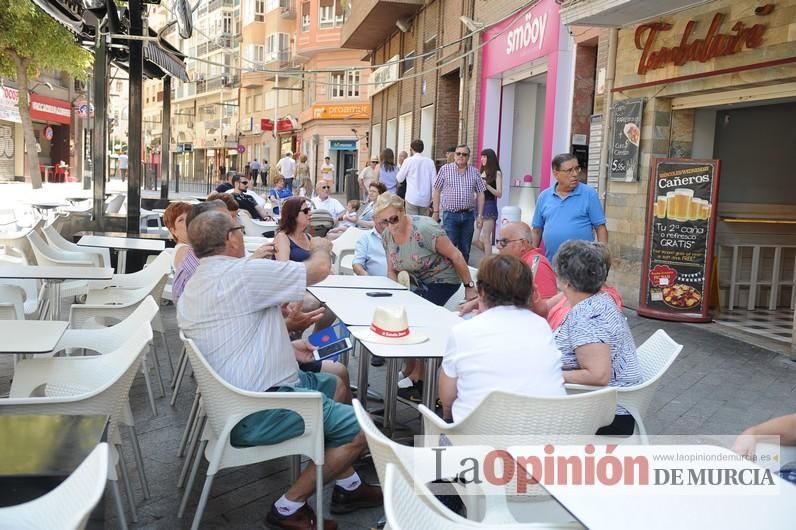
[143,41,189,83]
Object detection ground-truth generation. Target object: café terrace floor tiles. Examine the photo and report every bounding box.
[714,308,794,344]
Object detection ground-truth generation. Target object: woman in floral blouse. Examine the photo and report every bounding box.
[373,192,476,400]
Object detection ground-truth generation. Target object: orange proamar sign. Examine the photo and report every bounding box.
[634,8,771,75]
[311,103,370,120]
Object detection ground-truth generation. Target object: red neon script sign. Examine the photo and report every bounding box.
[634,9,769,75]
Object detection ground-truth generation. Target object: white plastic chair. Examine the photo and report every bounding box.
[354,400,530,528]
[419,388,617,440]
[105,194,126,214]
[178,337,325,530]
[0,247,49,319]
[383,464,582,530]
[330,227,367,274]
[86,250,174,371]
[71,277,169,412]
[238,210,276,237]
[139,208,168,235]
[565,329,683,442]
[0,443,110,530]
[26,230,97,268]
[339,252,355,275]
[10,297,159,505]
[0,323,153,528]
[0,283,25,320]
[444,266,479,311]
[417,389,616,524]
[42,223,110,268]
[0,284,29,368]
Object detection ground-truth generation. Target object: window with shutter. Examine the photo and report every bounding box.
[398,113,412,155]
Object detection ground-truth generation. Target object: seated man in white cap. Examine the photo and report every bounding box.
[178,210,381,529]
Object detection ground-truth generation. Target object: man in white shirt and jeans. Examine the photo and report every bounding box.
[395,139,436,216]
[178,210,381,529]
[277,151,297,191]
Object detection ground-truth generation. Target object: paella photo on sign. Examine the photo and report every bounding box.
[662,283,702,309]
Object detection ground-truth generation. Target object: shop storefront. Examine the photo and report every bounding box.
[477,0,575,224]
[0,87,72,182]
[30,94,72,181]
[601,0,796,351]
[277,116,299,162]
[299,102,370,194]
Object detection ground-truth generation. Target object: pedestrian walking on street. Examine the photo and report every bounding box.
[250,158,261,186]
[432,144,485,263]
[296,154,310,190]
[472,148,502,256]
[378,148,399,194]
[277,152,296,191]
[395,139,436,216]
[531,153,608,261]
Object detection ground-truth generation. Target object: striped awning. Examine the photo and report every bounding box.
[143,41,189,83]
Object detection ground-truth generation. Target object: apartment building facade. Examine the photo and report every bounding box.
[295,0,371,192]
[166,0,242,187]
[341,0,587,225]
[238,0,303,184]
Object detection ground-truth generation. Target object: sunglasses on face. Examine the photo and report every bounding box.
[300,207,312,215]
[377,215,400,227]
[455,151,470,157]
[240,180,249,185]
[495,237,523,247]
[321,186,330,190]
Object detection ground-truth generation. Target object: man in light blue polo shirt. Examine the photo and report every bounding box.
[352,222,388,367]
[352,222,387,277]
[531,153,608,261]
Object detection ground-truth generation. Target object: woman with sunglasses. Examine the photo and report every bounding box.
[373,192,477,401]
[274,196,351,393]
[274,197,315,262]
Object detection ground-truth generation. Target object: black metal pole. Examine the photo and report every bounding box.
[127,0,144,235]
[160,76,171,200]
[92,34,108,222]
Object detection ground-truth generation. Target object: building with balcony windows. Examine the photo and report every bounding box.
[295,0,371,192]
[340,0,461,174]
[165,0,242,187]
[238,0,303,181]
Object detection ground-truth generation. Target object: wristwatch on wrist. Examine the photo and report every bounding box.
[465,281,475,288]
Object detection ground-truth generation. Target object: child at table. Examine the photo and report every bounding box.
[340,200,360,228]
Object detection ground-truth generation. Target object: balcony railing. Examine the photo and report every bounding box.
[265,50,291,65]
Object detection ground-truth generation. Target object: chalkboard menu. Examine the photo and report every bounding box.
[638,158,721,322]
[609,99,643,182]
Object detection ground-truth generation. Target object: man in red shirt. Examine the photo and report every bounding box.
[496,221,558,300]
[458,221,555,319]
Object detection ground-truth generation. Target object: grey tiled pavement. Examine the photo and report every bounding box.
[2,300,796,529]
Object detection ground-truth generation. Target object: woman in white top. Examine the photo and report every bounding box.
[163,201,193,269]
[439,254,566,422]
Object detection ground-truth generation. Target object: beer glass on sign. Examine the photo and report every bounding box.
[688,198,702,221]
[655,196,667,219]
[672,188,694,221]
[666,191,676,220]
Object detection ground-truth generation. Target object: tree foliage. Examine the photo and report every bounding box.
[0,0,93,188]
[0,0,93,80]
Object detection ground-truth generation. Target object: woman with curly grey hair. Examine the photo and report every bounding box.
[553,240,642,436]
